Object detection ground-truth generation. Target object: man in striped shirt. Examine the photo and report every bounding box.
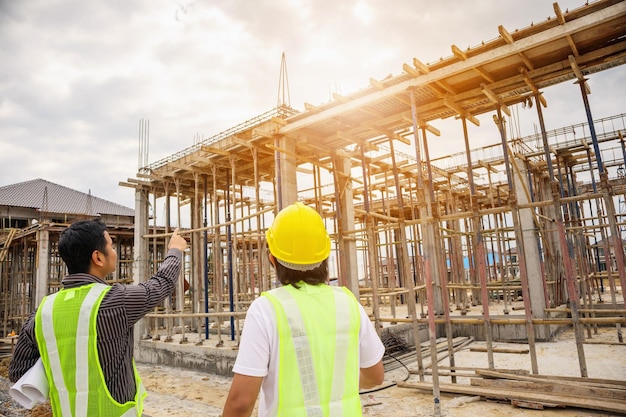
[9,219,187,416]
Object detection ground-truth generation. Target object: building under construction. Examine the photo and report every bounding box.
[2,0,626,413]
[0,179,138,336]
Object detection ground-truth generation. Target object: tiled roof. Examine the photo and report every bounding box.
[0,179,134,217]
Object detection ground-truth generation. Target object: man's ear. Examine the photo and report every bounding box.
[91,250,104,267]
[268,253,276,268]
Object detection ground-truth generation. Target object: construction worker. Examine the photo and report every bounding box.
[9,219,188,416]
[222,202,385,417]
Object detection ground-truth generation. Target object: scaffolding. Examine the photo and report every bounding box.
[0,221,137,336]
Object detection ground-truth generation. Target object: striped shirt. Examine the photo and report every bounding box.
[9,248,183,404]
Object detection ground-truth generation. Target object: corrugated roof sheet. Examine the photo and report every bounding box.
[0,179,134,217]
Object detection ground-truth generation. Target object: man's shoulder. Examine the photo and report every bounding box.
[260,285,291,298]
[249,294,275,314]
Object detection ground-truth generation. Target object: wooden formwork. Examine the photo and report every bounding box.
[121,3,626,389]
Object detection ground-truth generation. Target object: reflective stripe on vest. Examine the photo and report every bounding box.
[264,284,361,417]
[36,283,144,417]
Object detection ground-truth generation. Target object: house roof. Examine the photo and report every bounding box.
[0,179,134,217]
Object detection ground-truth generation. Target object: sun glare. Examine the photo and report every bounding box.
[353,1,373,25]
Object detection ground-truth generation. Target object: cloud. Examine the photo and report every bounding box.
[0,0,622,212]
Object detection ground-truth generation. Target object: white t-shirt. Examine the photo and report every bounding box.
[232,285,385,417]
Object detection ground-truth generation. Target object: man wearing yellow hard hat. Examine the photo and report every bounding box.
[223,202,385,417]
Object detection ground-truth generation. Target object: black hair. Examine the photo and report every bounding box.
[58,219,108,274]
[274,259,329,288]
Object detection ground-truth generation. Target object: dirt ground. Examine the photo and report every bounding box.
[2,304,625,417]
[136,325,625,417]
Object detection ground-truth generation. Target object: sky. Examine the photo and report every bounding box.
[1,0,624,211]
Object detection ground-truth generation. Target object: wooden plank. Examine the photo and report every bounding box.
[583,340,626,346]
[470,377,626,401]
[469,346,529,354]
[476,369,626,390]
[511,399,565,410]
[438,366,529,375]
[423,370,476,378]
[397,381,626,414]
[523,373,626,388]
[511,399,544,410]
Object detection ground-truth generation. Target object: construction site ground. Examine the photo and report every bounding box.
[0,316,626,417]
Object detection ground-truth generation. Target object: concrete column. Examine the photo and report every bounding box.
[275,136,297,208]
[35,229,49,305]
[513,156,547,324]
[337,155,359,296]
[133,188,150,343]
[190,194,203,317]
[540,179,560,305]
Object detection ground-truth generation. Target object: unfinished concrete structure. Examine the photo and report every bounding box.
[2,0,625,413]
[118,0,626,381]
[0,179,136,336]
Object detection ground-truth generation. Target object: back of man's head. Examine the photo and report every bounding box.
[273,257,329,287]
[59,219,107,274]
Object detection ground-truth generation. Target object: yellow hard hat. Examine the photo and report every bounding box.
[266,202,331,271]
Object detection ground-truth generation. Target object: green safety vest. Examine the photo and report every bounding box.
[35,283,146,417]
[263,283,361,417]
